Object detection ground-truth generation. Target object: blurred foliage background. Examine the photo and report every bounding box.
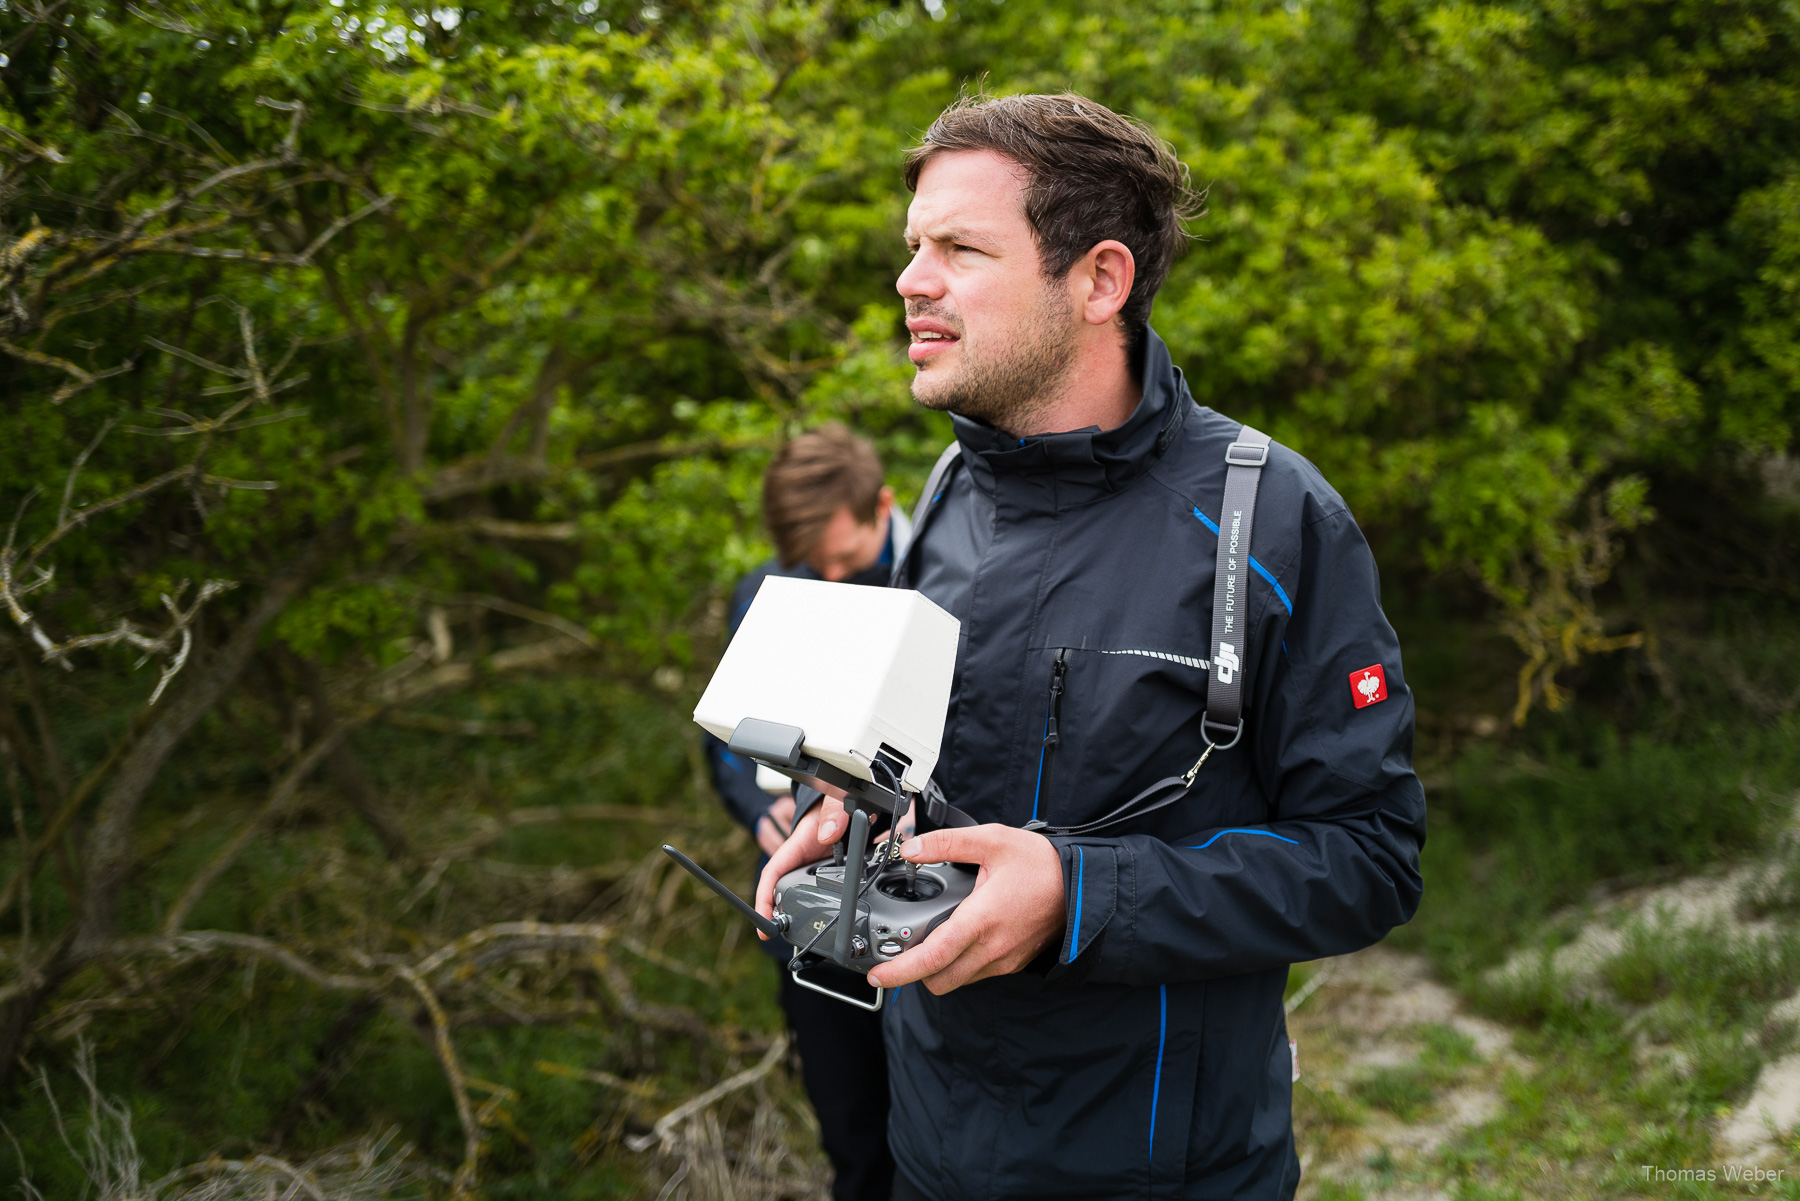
[0,0,1797,1196]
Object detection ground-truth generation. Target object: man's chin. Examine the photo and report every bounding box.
[909,370,960,413]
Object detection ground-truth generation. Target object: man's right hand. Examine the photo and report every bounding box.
[753,794,851,938]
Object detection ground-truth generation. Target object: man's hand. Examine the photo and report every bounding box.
[753,793,849,937]
[866,825,1065,994]
[754,794,797,856]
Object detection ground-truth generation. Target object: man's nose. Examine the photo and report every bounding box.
[822,564,850,582]
[896,247,942,301]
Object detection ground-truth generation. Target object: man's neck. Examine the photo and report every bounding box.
[1000,329,1141,439]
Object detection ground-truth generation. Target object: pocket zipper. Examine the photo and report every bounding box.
[1031,649,1070,822]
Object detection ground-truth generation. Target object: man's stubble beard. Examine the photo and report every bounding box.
[909,280,1078,434]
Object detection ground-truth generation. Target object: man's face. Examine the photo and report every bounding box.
[896,150,1079,431]
[806,491,893,582]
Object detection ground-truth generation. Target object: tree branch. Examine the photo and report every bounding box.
[0,339,132,403]
[394,964,482,1199]
[624,1033,789,1153]
[161,718,359,934]
[98,931,381,993]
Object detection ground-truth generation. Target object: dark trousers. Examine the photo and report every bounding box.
[776,961,894,1201]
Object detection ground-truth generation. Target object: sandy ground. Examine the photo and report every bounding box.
[1289,945,1522,1199]
[1289,851,1800,1197]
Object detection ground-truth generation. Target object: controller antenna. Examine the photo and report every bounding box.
[661,846,788,941]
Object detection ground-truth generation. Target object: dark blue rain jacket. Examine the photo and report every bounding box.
[885,329,1426,1200]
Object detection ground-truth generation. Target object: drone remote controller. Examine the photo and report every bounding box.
[662,842,975,1012]
[773,855,974,968]
[676,579,970,1008]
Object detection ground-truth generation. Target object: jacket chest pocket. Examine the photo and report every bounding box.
[1025,643,1210,831]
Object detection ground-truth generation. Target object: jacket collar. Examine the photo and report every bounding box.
[951,326,1188,511]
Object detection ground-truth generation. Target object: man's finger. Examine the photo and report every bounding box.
[867,909,978,988]
[815,795,850,844]
[900,823,1004,865]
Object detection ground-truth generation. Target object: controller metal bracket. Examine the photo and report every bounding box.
[788,955,885,1012]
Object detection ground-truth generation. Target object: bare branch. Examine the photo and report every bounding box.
[409,921,616,979]
[426,518,583,542]
[58,417,118,527]
[575,434,780,472]
[534,1059,661,1099]
[141,336,238,377]
[383,635,590,706]
[393,965,481,1200]
[163,711,363,932]
[419,453,550,502]
[148,191,391,268]
[200,475,277,491]
[254,96,307,159]
[22,463,199,569]
[427,591,599,651]
[0,339,132,403]
[396,807,690,916]
[99,931,381,993]
[0,125,68,164]
[124,3,203,35]
[297,192,395,261]
[382,712,539,737]
[619,936,719,987]
[84,157,292,273]
[125,406,305,436]
[625,1033,790,1153]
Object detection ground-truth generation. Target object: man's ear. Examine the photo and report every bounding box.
[1077,239,1136,328]
[876,485,895,520]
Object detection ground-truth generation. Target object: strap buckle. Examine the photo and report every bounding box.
[1200,713,1244,750]
[1225,440,1269,468]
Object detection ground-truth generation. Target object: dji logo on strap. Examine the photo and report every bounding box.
[1215,641,1241,685]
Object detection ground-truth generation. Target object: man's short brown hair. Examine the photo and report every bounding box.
[904,92,1201,337]
[763,424,885,568]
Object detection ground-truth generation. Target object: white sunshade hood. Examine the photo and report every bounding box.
[693,576,960,796]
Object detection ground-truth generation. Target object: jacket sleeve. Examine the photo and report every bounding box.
[705,732,776,835]
[704,568,785,836]
[1043,506,1425,986]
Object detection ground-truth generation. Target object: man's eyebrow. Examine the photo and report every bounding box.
[904,226,989,247]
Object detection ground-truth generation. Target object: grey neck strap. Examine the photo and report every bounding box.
[1202,424,1271,749]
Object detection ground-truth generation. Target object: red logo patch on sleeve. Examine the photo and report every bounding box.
[1349,664,1388,708]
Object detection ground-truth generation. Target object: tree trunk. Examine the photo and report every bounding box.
[0,526,342,1091]
[292,654,410,860]
[75,530,343,946]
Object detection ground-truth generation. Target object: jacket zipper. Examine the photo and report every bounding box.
[1031,649,1069,822]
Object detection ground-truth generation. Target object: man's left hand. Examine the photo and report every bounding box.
[866,825,1065,994]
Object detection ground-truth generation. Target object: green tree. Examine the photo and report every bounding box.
[3,0,1796,1191]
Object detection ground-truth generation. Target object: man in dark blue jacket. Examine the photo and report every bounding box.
[706,424,910,1201]
[757,94,1425,1199]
